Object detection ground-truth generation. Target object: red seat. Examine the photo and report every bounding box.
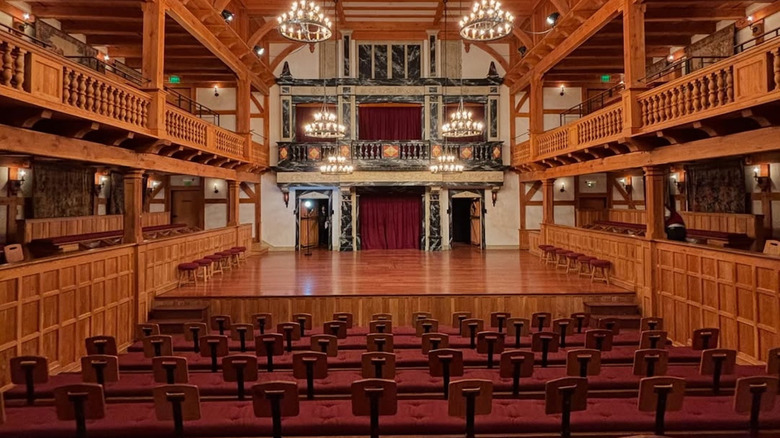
[591,260,611,268]
[177,263,198,270]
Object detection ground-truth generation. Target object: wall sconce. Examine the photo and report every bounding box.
[282,190,290,208]
[585,180,596,188]
[221,9,234,22]
[559,85,565,96]
[559,182,566,193]
[619,177,633,194]
[214,86,220,97]
[7,168,26,196]
[213,183,220,194]
[147,179,160,196]
[546,12,560,26]
[491,188,499,207]
[667,54,675,63]
[93,175,108,196]
[16,13,31,31]
[670,173,685,194]
[753,165,771,192]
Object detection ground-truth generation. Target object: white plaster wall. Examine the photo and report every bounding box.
[150,204,166,213]
[204,178,227,230]
[485,171,520,248]
[553,176,575,226]
[261,172,295,249]
[461,43,508,77]
[170,175,200,187]
[579,173,607,194]
[272,43,320,78]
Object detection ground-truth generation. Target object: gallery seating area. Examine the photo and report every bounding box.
[581,221,755,250]
[1,311,778,438]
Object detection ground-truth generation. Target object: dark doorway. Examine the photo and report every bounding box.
[451,198,472,244]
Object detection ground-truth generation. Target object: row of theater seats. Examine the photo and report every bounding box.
[176,245,247,286]
[2,311,779,438]
[537,245,613,284]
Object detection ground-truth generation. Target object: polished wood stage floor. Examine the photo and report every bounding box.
[162,248,629,298]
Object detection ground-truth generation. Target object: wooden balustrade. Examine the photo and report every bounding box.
[533,104,623,161]
[22,212,171,243]
[512,140,531,167]
[0,30,266,170]
[535,126,569,158]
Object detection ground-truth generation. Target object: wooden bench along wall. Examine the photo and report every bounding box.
[541,223,780,364]
[22,212,171,243]
[0,224,251,388]
[598,209,763,240]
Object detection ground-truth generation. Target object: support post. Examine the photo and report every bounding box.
[227,180,240,227]
[123,170,144,244]
[542,179,555,226]
[644,166,666,241]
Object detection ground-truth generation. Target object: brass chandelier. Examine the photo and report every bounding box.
[442,97,484,138]
[459,0,514,42]
[430,153,464,174]
[320,155,354,175]
[277,0,332,43]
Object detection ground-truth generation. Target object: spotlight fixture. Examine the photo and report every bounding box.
[753,165,771,191]
[518,46,527,57]
[670,173,685,194]
[18,169,26,182]
[747,15,754,23]
[254,46,265,56]
[221,9,235,22]
[546,12,560,26]
[214,86,220,97]
[585,180,596,188]
[146,179,160,196]
[619,177,633,194]
[667,54,675,62]
[8,169,26,196]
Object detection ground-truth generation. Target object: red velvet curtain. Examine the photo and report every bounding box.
[444,103,485,142]
[295,105,336,142]
[359,196,421,250]
[358,106,422,140]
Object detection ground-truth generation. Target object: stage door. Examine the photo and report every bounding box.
[359,195,422,250]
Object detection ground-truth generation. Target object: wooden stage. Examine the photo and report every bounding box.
[156,249,635,326]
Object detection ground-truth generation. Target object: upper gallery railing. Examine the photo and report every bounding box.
[0,25,264,168]
[515,33,780,166]
[277,140,504,171]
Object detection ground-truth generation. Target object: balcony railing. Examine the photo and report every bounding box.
[277,140,504,171]
[0,27,266,170]
[559,82,625,126]
[166,87,220,125]
[514,32,780,167]
[66,56,149,87]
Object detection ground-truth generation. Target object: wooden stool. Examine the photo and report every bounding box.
[544,247,559,265]
[194,259,212,282]
[590,259,611,284]
[565,252,584,274]
[538,245,554,262]
[228,249,241,268]
[205,255,224,275]
[577,256,595,277]
[231,246,247,264]
[555,249,572,270]
[216,252,233,271]
[177,263,198,287]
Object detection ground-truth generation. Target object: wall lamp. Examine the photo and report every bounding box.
[491,188,499,207]
[8,168,26,196]
[214,86,220,97]
[214,183,220,194]
[753,165,771,192]
[147,179,160,196]
[93,175,108,196]
[559,85,565,96]
[619,177,633,194]
[559,182,566,193]
[282,189,290,208]
[670,173,685,194]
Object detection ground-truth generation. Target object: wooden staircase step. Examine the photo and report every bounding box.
[584,302,640,316]
[589,314,642,330]
[148,305,209,321]
[146,319,198,335]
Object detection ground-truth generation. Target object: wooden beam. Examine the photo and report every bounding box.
[142,0,166,89]
[0,124,260,183]
[622,0,646,88]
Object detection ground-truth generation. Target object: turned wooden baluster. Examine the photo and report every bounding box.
[98,83,107,116]
[717,70,727,105]
[670,88,679,119]
[1,42,13,86]
[692,79,701,112]
[13,47,25,90]
[62,67,72,105]
[76,73,86,109]
[677,85,686,116]
[84,77,95,112]
[129,96,138,126]
[700,76,710,109]
[726,68,734,103]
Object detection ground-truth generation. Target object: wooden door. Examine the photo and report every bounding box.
[171,190,201,229]
[299,201,319,249]
[470,198,482,247]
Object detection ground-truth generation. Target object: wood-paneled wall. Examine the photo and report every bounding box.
[655,241,780,363]
[606,209,763,239]
[0,245,136,387]
[22,212,171,243]
[136,224,252,322]
[155,292,635,330]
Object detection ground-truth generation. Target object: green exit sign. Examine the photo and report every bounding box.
[169,75,181,84]
[601,74,611,83]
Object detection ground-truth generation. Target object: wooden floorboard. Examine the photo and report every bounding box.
[161,248,631,298]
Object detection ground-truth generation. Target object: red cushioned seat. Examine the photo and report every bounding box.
[195,259,213,266]
[591,259,611,268]
[577,256,595,263]
[177,262,198,270]
[232,246,247,251]
[566,252,584,259]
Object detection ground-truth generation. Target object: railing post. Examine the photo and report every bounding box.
[621,88,647,136]
[146,90,167,136]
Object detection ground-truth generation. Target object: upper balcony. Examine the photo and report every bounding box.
[512,24,780,171]
[0,24,268,173]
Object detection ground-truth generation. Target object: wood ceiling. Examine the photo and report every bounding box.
[20,0,763,87]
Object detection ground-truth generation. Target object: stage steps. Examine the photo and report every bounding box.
[584,301,641,330]
[147,305,209,334]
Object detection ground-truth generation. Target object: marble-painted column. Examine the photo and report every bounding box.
[339,188,353,251]
[429,188,442,251]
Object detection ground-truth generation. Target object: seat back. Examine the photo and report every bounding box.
[477,331,505,354]
[544,377,588,414]
[153,384,201,421]
[333,312,354,328]
[639,330,668,349]
[250,313,273,333]
[361,352,396,379]
[54,384,105,421]
[499,351,534,379]
[553,318,574,336]
[598,317,621,334]
[199,335,229,358]
[531,331,560,353]
[565,349,601,377]
[367,333,395,352]
[638,376,685,412]
[292,351,328,379]
[209,315,233,333]
[421,333,449,354]
[10,356,49,384]
[531,312,552,331]
[292,313,313,330]
[323,320,348,339]
[183,323,208,342]
[429,349,465,377]
[276,322,302,340]
[136,323,160,338]
[460,318,484,337]
[415,318,439,336]
[85,336,118,356]
[451,311,471,328]
[692,328,720,350]
[734,376,779,414]
[762,239,780,255]
[152,356,189,383]
[700,348,737,376]
[229,323,254,341]
[142,335,173,358]
[3,244,24,263]
[767,347,780,375]
[255,334,285,356]
[223,355,259,382]
[507,318,530,338]
[633,349,669,377]
[351,379,398,416]
[570,312,590,332]
[371,313,392,321]
[369,319,393,334]
[447,379,493,417]
[490,312,511,329]
[412,312,432,326]
[640,317,664,331]
[585,329,614,351]
[310,334,338,356]
[253,381,300,417]
[80,355,119,384]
